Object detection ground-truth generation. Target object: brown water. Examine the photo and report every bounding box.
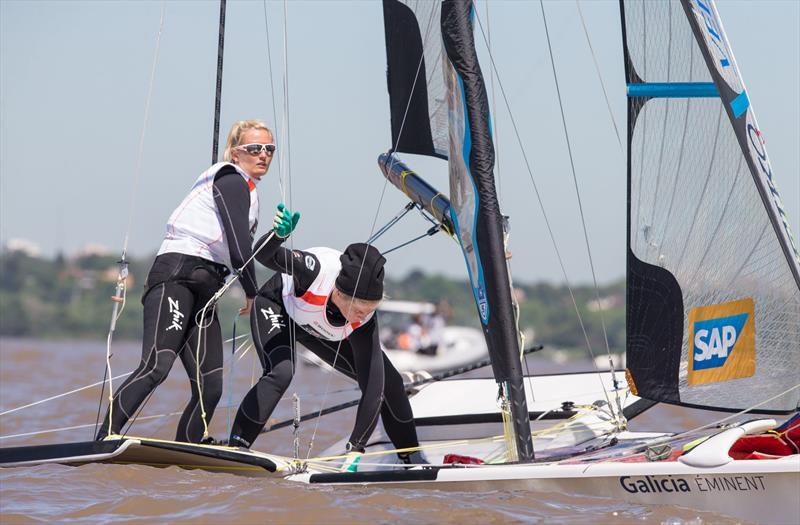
[0,338,755,524]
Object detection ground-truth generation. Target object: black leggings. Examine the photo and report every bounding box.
[97,253,226,443]
[229,292,419,451]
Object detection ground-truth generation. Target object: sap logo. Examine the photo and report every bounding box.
[688,298,755,385]
[693,314,748,370]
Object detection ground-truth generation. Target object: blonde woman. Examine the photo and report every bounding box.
[228,241,425,470]
[97,120,294,443]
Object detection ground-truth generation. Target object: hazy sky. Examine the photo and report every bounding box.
[1,0,798,284]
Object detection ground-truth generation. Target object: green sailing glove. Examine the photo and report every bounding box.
[273,202,300,239]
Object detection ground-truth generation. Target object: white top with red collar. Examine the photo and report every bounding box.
[280,247,372,341]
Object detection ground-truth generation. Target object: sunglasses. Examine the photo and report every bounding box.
[236,143,276,156]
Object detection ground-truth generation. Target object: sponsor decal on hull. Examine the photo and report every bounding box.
[619,474,767,494]
[688,297,755,385]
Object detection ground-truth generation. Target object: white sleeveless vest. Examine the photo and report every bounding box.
[158,162,259,267]
[281,247,373,341]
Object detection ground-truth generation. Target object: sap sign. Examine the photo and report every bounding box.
[688,298,755,385]
[692,313,748,370]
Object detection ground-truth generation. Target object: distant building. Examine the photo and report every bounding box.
[3,238,42,257]
[586,294,623,312]
[77,243,113,257]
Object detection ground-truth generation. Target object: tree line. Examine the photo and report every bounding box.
[0,250,625,353]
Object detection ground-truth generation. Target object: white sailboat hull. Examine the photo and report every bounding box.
[289,456,800,525]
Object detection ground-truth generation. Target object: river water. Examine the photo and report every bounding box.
[0,337,766,524]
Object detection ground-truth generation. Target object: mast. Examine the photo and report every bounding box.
[211,0,227,164]
[380,0,534,460]
[440,0,534,461]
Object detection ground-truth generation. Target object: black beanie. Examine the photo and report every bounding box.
[335,243,385,301]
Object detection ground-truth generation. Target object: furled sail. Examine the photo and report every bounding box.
[377,153,455,236]
[381,0,534,460]
[621,0,800,413]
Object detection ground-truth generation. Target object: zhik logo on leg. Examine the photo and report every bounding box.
[688,297,755,385]
[261,307,286,334]
[166,297,184,332]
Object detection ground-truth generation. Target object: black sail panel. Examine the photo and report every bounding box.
[383,0,447,159]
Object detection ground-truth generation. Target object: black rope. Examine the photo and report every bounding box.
[93,356,111,439]
[211,0,227,165]
[262,345,545,434]
[366,202,415,245]
[382,225,441,256]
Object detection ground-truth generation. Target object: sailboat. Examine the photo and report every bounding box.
[1,0,798,523]
[283,0,800,522]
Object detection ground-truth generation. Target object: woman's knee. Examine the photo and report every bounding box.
[142,351,177,386]
[265,359,294,392]
[201,372,223,404]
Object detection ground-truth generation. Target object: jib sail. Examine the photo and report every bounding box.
[621,0,799,413]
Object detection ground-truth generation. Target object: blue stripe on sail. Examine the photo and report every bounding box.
[731,90,750,118]
[627,82,719,98]
[452,73,490,325]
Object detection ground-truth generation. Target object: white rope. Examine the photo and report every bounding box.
[0,373,130,418]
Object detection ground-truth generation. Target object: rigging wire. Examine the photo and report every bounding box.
[536,0,622,419]
[484,0,502,198]
[277,0,303,452]
[97,2,166,439]
[472,6,620,420]
[1,373,130,418]
[575,0,623,153]
[302,5,440,461]
[261,0,285,196]
[0,333,247,419]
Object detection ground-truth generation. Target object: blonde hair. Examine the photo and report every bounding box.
[223,120,273,162]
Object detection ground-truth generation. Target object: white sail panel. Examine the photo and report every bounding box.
[624,0,711,84]
[623,0,800,412]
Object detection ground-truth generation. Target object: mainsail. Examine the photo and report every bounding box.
[381,0,534,460]
[621,0,800,412]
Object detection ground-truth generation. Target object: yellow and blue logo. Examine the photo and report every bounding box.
[687,297,755,385]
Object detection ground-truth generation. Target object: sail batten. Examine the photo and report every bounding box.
[627,82,718,98]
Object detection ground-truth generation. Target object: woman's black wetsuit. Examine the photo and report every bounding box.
[228,238,420,454]
[97,166,259,443]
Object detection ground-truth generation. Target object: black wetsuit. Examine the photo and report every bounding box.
[97,166,259,443]
[229,237,420,453]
